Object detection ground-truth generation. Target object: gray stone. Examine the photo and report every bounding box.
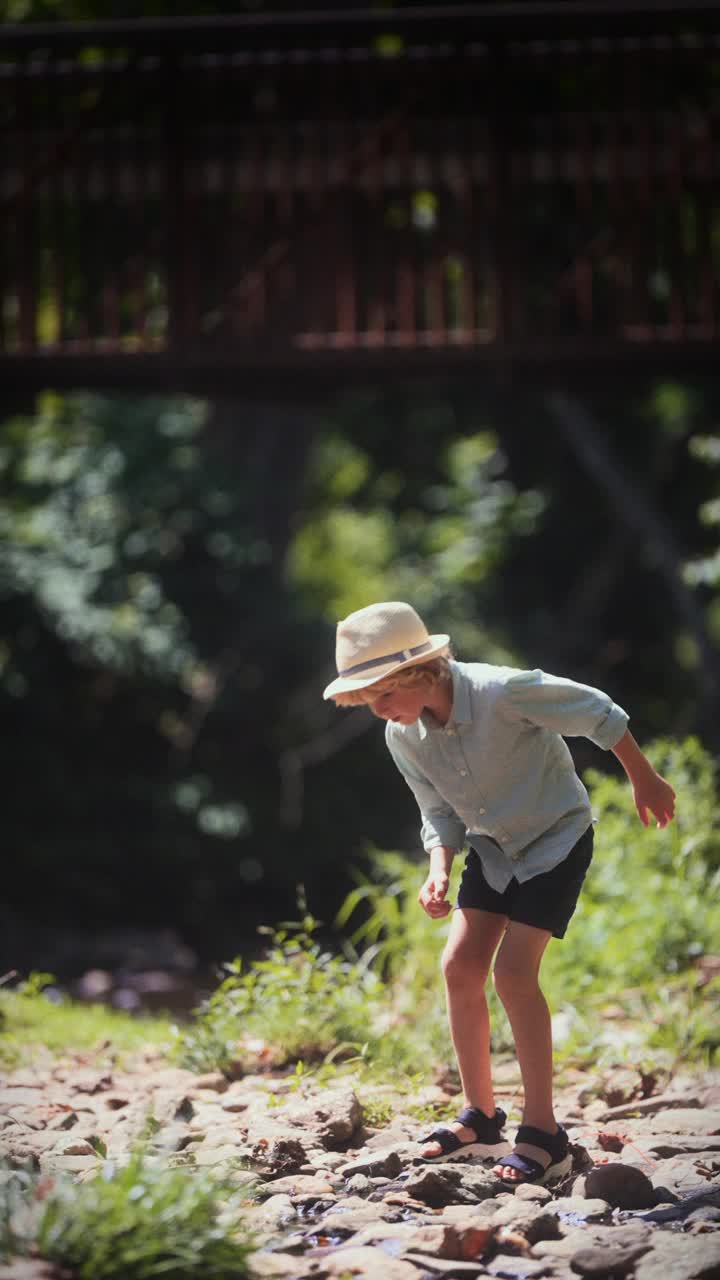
[339,1148,403,1179]
[491,1201,561,1244]
[192,1143,243,1166]
[633,1232,720,1279]
[245,1193,296,1233]
[284,1088,363,1150]
[312,1196,403,1236]
[553,1195,611,1220]
[345,1173,372,1195]
[514,1182,552,1202]
[580,1163,656,1209]
[321,1247,421,1279]
[570,1239,650,1277]
[403,1166,479,1207]
[486,1259,556,1278]
[628,1108,720,1137]
[261,1172,336,1198]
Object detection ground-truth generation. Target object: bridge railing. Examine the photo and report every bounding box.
[1,5,718,375]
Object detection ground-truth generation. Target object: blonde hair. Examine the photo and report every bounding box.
[333,654,452,707]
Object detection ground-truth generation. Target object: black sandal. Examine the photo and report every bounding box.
[494,1122,571,1185]
[416,1105,511,1163]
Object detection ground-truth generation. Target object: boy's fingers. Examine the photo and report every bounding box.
[637,803,649,827]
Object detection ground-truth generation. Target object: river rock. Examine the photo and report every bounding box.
[321,1247,421,1279]
[403,1166,480,1207]
[491,1201,561,1244]
[339,1146,403,1179]
[633,1231,720,1279]
[284,1088,363,1149]
[570,1237,651,1277]
[575,1163,656,1208]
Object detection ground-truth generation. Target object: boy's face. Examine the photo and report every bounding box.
[365,682,427,726]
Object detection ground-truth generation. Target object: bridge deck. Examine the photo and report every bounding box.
[2,3,719,389]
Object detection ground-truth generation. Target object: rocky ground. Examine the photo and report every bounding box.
[1,1054,719,1279]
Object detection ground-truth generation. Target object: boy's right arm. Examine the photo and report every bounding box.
[418,845,456,918]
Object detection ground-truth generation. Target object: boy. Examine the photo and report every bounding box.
[324,601,675,1185]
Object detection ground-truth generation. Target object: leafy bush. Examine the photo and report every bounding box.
[0,1155,255,1279]
[177,908,390,1074]
[546,736,720,1001]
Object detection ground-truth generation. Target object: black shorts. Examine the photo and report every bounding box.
[456,825,594,939]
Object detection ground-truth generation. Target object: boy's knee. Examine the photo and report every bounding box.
[492,957,538,1002]
[441,944,490,988]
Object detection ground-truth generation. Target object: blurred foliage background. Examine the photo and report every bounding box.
[2,0,719,991]
[2,378,719,977]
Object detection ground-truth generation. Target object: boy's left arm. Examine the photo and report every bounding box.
[611,730,676,828]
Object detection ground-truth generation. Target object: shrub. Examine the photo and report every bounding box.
[0,1155,255,1279]
[177,908,390,1074]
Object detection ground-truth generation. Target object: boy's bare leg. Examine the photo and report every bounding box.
[420,908,508,1159]
[490,920,556,1182]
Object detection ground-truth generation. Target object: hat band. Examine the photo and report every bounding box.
[339,639,433,678]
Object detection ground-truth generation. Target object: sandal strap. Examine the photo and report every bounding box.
[418,1126,465,1155]
[495,1151,545,1179]
[515,1123,568,1162]
[456,1106,507,1140]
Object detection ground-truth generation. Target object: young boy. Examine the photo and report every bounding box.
[324,601,676,1185]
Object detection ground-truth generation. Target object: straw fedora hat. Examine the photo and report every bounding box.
[323,601,450,700]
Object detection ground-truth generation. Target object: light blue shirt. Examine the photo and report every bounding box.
[385,659,629,892]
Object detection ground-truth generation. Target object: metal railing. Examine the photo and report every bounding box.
[1,4,718,384]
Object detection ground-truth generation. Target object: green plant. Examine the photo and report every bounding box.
[0,1155,255,1278]
[177,906,389,1074]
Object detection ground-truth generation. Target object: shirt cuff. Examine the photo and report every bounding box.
[421,815,467,853]
[589,702,629,750]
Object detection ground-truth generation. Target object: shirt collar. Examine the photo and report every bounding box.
[418,661,471,739]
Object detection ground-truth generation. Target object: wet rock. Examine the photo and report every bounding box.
[245,1192,296,1233]
[686,1206,720,1225]
[312,1196,403,1236]
[339,1147,403,1179]
[262,1173,336,1198]
[576,1163,656,1209]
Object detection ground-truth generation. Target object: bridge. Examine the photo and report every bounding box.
[2,2,719,393]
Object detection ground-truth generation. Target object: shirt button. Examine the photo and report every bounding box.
[478,807,486,815]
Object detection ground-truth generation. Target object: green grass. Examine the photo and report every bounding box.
[1,1155,255,1279]
[0,980,174,1070]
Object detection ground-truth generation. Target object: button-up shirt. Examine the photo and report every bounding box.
[385,659,629,892]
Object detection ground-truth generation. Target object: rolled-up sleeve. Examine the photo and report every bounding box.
[502,668,629,750]
[385,729,467,852]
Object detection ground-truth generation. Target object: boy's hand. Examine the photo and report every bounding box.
[418,872,452,918]
[633,770,676,829]
[612,731,676,829]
